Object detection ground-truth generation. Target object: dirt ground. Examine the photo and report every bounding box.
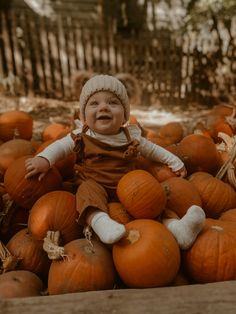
[0,95,211,140]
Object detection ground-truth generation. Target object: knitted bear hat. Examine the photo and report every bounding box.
[79,74,130,122]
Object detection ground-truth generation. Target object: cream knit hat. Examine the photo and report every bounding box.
[79,74,130,122]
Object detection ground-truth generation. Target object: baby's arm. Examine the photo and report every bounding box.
[25,157,50,181]
[25,133,76,180]
[139,137,187,177]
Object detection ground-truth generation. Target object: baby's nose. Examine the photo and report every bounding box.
[98,102,109,110]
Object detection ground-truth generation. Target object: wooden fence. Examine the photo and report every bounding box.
[0,1,235,106]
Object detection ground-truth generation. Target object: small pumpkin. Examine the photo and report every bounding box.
[107,202,133,224]
[6,228,51,279]
[117,169,166,219]
[188,171,236,218]
[161,177,202,218]
[0,139,35,174]
[0,110,33,142]
[42,122,71,142]
[147,161,176,182]
[158,121,184,145]
[0,270,43,298]
[113,219,180,288]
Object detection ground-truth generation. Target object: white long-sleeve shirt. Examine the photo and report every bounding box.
[38,121,184,172]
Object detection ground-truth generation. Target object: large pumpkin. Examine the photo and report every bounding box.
[113,219,180,288]
[219,208,236,223]
[28,190,83,244]
[117,170,166,219]
[0,110,33,142]
[167,134,221,175]
[184,218,236,283]
[161,177,202,218]
[4,155,62,209]
[188,171,236,218]
[48,238,116,295]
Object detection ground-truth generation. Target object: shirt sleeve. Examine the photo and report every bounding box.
[127,124,142,140]
[37,132,76,166]
[138,136,184,171]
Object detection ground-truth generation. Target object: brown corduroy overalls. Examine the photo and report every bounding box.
[71,125,139,225]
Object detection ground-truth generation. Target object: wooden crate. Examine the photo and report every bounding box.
[1,281,236,314]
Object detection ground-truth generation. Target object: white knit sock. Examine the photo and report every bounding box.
[90,212,126,244]
[163,205,206,250]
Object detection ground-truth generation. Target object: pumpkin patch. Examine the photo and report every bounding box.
[0,102,236,298]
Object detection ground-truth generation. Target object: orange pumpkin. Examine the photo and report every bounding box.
[117,170,166,219]
[28,190,83,244]
[0,110,33,142]
[188,171,236,218]
[169,134,221,175]
[4,155,63,209]
[36,140,76,180]
[6,228,50,279]
[48,239,116,295]
[207,116,234,141]
[107,202,133,224]
[158,121,184,145]
[147,161,176,182]
[42,122,71,142]
[219,208,236,223]
[161,177,202,218]
[184,218,236,283]
[113,219,180,288]
[0,270,43,298]
[0,139,35,174]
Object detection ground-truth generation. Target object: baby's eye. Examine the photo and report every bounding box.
[88,101,98,107]
[108,99,119,105]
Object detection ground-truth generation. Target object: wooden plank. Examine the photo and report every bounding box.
[0,10,8,76]
[1,281,236,314]
[33,15,49,96]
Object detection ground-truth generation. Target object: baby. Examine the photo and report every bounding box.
[25,74,205,249]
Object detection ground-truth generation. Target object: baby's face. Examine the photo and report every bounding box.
[84,91,125,135]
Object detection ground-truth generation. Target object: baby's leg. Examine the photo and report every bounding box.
[76,179,126,244]
[162,205,205,250]
[86,210,126,244]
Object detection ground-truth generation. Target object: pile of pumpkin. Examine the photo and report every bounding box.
[0,103,236,298]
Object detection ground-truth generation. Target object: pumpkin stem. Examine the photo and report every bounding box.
[0,194,18,234]
[126,229,140,244]
[0,241,20,273]
[225,107,236,129]
[216,136,236,181]
[83,225,94,250]
[43,230,67,260]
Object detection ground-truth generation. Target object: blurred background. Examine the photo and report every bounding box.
[0,0,235,111]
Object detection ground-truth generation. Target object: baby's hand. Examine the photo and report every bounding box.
[25,156,50,181]
[174,166,187,178]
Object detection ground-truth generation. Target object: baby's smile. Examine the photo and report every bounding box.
[97,115,112,120]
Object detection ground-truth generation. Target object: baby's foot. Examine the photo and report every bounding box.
[163,205,205,250]
[90,212,126,244]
